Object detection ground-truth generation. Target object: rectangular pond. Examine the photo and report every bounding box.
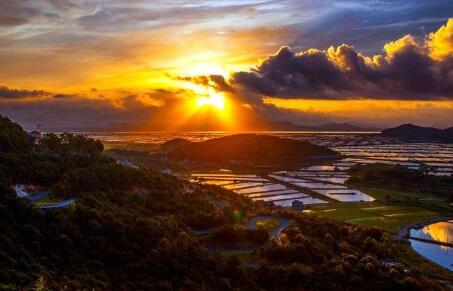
[313,189,375,202]
[235,184,288,194]
[224,182,270,190]
[254,193,310,202]
[304,177,349,184]
[273,197,327,207]
[292,182,347,190]
[200,180,236,186]
[248,189,299,198]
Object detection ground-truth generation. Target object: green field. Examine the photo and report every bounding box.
[354,186,448,203]
[309,202,441,232]
[308,183,451,233]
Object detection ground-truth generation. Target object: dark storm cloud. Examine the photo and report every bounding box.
[231,19,453,100]
[52,93,78,99]
[178,75,235,93]
[0,85,50,99]
[0,94,161,130]
[0,85,83,100]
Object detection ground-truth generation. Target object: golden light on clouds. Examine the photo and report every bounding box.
[196,91,226,110]
[429,18,453,60]
[0,0,452,130]
[263,98,453,113]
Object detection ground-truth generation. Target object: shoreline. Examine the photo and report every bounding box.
[396,216,453,244]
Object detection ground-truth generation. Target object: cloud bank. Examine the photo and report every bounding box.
[0,85,50,99]
[232,19,453,100]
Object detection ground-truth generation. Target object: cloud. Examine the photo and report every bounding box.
[178,75,235,93]
[429,17,453,60]
[0,85,50,99]
[0,93,163,131]
[0,0,62,28]
[232,18,453,100]
[0,85,82,100]
[0,16,28,26]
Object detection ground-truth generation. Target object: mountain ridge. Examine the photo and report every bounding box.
[381,124,453,142]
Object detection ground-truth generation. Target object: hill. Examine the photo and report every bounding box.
[309,123,379,132]
[262,121,380,131]
[166,134,339,167]
[0,116,451,289]
[381,124,453,142]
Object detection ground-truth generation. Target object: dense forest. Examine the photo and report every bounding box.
[0,116,451,290]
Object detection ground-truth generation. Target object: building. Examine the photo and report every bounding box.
[29,130,43,145]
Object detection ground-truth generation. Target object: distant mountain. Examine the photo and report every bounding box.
[30,120,380,133]
[266,121,380,132]
[309,123,380,132]
[381,124,453,142]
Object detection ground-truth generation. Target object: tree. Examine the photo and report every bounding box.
[33,276,46,291]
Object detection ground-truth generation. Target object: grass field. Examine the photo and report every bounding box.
[307,183,450,233]
[353,186,448,203]
[308,202,441,232]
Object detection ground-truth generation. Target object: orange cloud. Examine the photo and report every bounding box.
[429,18,453,60]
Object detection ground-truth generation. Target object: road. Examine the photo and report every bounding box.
[247,215,290,239]
[38,198,76,209]
[27,191,50,202]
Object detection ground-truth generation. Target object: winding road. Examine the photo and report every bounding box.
[14,185,75,209]
[38,198,76,209]
[247,215,290,239]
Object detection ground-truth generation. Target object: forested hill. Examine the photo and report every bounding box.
[166,134,339,167]
[0,116,253,289]
[0,116,451,289]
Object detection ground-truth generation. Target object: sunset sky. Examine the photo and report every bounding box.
[1,0,453,131]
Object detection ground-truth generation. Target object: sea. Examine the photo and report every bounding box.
[80,131,383,147]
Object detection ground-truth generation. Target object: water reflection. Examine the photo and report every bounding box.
[410,221,453,247]
[409,240,452,271]
[410,220,453,271]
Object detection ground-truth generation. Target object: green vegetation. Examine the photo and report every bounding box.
[0,116,451,289]
[309,202,440,233]
[256,218,281,231]
[349,164,452,219]
[348,164,453,203]
[310,164,452,233]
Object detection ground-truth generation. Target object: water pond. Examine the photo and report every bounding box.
[409,220,453,271]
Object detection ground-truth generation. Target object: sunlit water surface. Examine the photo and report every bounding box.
[410,221,453,271]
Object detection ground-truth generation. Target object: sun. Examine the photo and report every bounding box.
[196,91,226,110]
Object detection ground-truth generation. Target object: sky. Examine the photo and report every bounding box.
[0,0,453,131]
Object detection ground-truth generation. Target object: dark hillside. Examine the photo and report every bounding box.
[0,116,451,289]
[167,134,339,166]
